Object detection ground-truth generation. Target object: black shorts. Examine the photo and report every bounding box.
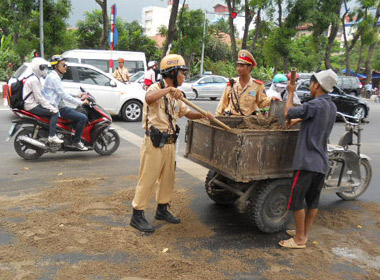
[287,170,325,211]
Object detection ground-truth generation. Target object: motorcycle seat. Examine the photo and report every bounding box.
[14,109,74,124]
[327,144,345,152]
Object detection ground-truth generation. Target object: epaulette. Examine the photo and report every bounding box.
[253,79,264,85]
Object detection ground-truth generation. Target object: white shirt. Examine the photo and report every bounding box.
[42,70,82,109]
[23,75,57,113]
[144,69,156,83]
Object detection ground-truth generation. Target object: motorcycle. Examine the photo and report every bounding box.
[325,112,372,200]
[7,88,120,160]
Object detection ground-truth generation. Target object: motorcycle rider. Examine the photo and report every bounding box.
[42,55,89,151]
[266,74,301,105]
[23,57,62,144]
[143,61,157,89]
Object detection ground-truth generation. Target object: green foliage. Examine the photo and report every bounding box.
[289,35,324,72]
[0,35,20,81]
[204,35,233,62]
[0,0,71,64]
[76,10,104,49]
[171,9,205,60]
[116,20,161,62]
[202,57,236,78]
[252,66,275,82]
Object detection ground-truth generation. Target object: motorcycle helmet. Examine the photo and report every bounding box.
[30,57,50,78]
[50,55,65,69]
[160,54,188,87]
[273,74,288,83]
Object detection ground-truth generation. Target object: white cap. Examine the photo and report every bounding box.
[148,61,156,68]
[313,69,338,92]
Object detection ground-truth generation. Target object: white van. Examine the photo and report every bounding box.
[62,49,147,75]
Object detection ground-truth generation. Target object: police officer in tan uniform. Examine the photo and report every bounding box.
[130,54,214,233]
[216,50,279,116]
[113,58,130,83]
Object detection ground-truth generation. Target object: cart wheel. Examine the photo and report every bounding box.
[336,158,372,200]
[247,179,292,233]
[205,170,239,205]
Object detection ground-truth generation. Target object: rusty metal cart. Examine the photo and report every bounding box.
[184,116,299,233]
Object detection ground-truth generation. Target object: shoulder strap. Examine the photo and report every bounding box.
[229,79,244,116]
[118,69,126,83]
[164,96,176,133]
[23,73,36,101]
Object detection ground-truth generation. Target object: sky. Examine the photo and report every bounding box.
[68,0,222,27]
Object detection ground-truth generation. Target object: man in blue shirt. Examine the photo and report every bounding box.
[280,69,337,249]
[43,55,89,151]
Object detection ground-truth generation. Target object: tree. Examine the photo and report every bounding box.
[0,0,71,62]
[249,0,270,53]
[0,35,19,81]
[162,0,180,58]
[31,0,72,57]
[225,0,239,61]
[364,1,380,84]
[209,18,230,35]
[117,21,161,62]
[241,0,254,49]
[76,10,104,49]
[95,0,109,49]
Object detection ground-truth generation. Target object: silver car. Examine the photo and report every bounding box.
[179,75,228,100]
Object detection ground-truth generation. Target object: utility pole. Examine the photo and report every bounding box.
[200,10,207,75]
[39,0,44,58]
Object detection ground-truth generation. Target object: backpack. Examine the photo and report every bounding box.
[7,74,34,109]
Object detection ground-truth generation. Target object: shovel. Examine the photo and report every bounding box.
[179,97,231,131]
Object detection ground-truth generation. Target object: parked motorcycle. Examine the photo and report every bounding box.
[7,89,120,160]
[325,112,372,200]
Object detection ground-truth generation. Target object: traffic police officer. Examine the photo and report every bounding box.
[130,54,214,233]
[216,50,278,116]
[113,58,130,83]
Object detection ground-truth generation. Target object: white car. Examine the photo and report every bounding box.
[179,74,228,100]
[9,62,146,122]
[130,71,145,89]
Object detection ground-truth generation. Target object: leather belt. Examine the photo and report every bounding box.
[145,130,176,144]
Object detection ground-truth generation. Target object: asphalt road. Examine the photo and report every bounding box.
[0,98,379,279]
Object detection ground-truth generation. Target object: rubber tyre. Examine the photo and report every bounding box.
[210,97,217,101]
[14,128,44,160]
[94,129,120,156]
[336,159,372,200]
[187,90,198,100]
[247,179,292,233]
[352,105,366,121]
[205,170,239,205]
[121,100,143,122]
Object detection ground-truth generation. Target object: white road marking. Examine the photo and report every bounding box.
[112,124,209,181]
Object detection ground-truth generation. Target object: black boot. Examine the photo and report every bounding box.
[130,208,155,233]
[155,203,181,224]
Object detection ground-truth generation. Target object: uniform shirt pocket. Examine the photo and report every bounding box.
[243,94,256,103]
